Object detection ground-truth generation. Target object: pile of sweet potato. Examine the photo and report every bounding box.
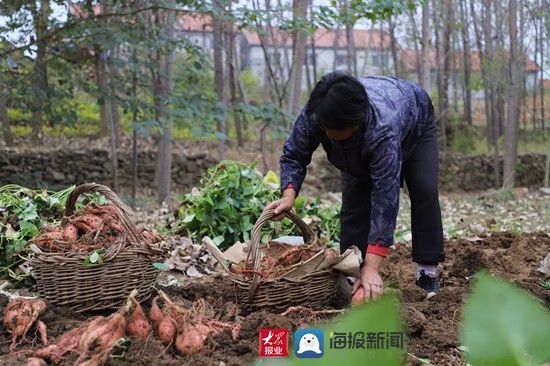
[29,291,148,366]
[230,245,339,278]
[2,298,48,352]
[19,291,239,365]
[30,203,163,252]
[150,291,240,356]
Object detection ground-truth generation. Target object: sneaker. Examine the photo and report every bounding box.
[415,270,440,299]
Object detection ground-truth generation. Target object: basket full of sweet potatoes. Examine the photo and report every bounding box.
[203,209,361,313]
[29,183,168,312]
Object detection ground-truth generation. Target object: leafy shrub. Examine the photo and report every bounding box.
[172,161,341,250]
[173,161,279,249]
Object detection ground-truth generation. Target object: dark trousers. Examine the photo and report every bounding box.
[339,129,445,264]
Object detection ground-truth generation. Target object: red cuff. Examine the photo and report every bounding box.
[366,243,389,257]
[284,183,294,191]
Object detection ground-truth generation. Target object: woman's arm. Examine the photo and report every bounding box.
[279,110,320,195]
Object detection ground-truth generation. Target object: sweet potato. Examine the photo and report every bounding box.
[174,324,208,355]
[37,320,48,345]
[157,316,177,345]
[3,298,47,352]
[70,214,103,233]
[26,357,47,366]
[126,300,151,340]
[34,320,89,363]
[63,224,78,241]
[351,286,365,307]
[150,297,164,327]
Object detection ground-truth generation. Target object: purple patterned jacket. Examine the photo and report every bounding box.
[280,76,436,249]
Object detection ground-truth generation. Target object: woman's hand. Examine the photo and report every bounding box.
[265,188,296,221]
[353,253,385,302]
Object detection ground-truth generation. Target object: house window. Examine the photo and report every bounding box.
[371,54,380,66]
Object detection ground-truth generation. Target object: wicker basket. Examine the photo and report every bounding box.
[232,209,339,313]
[30,183,167,312]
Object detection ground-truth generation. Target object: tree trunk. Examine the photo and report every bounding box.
[539,5,545,130]
[30,0,50,144]
[343,0,356,76]
[108,47,121,147]
[107,98,118,192]
[388,16,399,77]
[95,55,110,137]
[225,15,244,146]
[421,0,430,89]
[0,70,14,146]
[213,3,226,159]
[532,17,538,130]
[433,1,447,151]
[459,0,473,126]
[333,26,340,70]
[154,0,176,205]
[408,10,422,83]
[288,0,308,117]
[503,0,521,189]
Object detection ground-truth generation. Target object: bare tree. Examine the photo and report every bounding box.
[213,1,226,158]
[388,15,400,77]
[288,0,308,117]
[225,8,244,146]
[539,0,545,130]
[421,0,430,89]
[459,0,473,126]
[503,0,523,188]
[30,0,50,144]
[407,9,422,83]
[432,0,449,151]
[343,0,356,75]
[0,69,13,146]
[147,0,176,205]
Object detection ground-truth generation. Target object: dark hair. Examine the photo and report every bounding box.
[305,71,369,130]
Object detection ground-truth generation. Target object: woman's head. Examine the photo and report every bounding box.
[306,72,369,140]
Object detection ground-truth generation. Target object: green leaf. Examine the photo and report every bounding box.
[461,272,550,366]
[89,251,100,264]
[153,262,169,270]
[263,170,280,186]
[19,221,38,238]
[182,214,195,223]
[213,236,225,246]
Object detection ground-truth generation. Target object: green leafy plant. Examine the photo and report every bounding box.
[0,184,108,280]
[173,161,341,250]
[461,272,550,366]
[0,185,75,280]
[173,161,279,250]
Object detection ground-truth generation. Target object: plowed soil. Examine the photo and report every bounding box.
[1,232,549,366]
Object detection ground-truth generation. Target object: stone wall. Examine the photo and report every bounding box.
[304,153,546,193]
[0,148,216,192]
[0,148,545,193]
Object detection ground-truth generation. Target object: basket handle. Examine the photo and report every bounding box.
[246,208,316,302]
[64,183,144,244]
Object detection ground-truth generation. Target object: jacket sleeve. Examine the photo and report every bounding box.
[280,110,320,195]
[366,134,401,254]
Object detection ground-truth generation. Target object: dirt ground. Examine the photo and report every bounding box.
[1,232,549,366]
